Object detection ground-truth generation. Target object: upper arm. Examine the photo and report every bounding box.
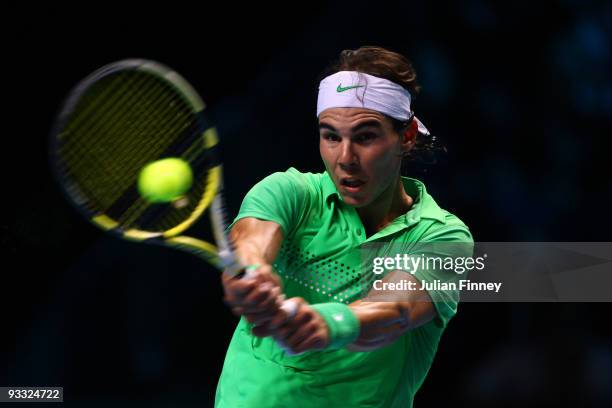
[232,169,310,237]
[411,221,474,328]
[229,169,310,265]
[230,217,284,265]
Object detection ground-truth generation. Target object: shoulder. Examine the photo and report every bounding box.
[257,167,319,190]
[404,177,473,243]
[237,168,326,235]
[245,168,331,215]
[423,210,473,245]
[430,208,472,240]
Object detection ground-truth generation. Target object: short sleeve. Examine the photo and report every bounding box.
[231,168,309,236]
[412,221,474,328]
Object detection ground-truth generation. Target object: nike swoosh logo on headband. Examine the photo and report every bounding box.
[336,84,364,93]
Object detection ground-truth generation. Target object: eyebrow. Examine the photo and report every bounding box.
[318,120,383,133]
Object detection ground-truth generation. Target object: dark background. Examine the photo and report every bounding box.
[3,1,612,406]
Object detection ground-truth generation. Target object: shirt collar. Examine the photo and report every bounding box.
[321,171,446,226]
[362,177,446,241]
[401,177,447,226]
[322,170,339,203]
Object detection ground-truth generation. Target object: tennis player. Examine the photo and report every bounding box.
[215,46,473,407]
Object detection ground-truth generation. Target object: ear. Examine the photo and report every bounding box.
[400,119,418,154]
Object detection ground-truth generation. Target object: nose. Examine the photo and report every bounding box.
[338,140,358,170]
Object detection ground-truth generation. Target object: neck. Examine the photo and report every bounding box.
[356,175,413,236]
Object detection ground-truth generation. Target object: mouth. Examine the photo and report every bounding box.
[339,177,366,194]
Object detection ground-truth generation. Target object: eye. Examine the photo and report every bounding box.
[321,132,341,142]
[353,132,378,143]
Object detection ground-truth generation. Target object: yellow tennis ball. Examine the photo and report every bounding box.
[137,158,193,203]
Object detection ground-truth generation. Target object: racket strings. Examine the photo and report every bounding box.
[58,73,144,212]
[110,115,212,229]
[61,71,138,140]
[80,77,175,174]
[59,72,157,203]
[60,72,148,167]
[66,74,187,198]
[95,79,194,182]
[63,74,189,188]
[58,70,214,232]
[124,131,216,231]
[99,82,195,220]
[136,140,220,233]
[118,117,221,232]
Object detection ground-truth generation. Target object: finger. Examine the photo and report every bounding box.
[245,310,276,326]
[284,322,317,348]
[223,294,253,310]
[230,306,245,316]
[291,333,326,354]
[252,288,282,313]
[271,304,315,340]
[242,283,279,309]
[290,308,315,326]
[267,309,290,331]
[252,263,279,278]
[243,264,277,283]
[251,323,274,337]
[225,281,275,309]
[223,277,257,297]
[248,291,283,317]
[266,297,298,329]
[272,321,300,342]
[253,298,299,336]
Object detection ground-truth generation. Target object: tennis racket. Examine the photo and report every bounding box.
[50,59,245,277]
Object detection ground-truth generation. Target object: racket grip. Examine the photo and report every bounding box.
[218,249,244,277]
[278,295,298,320]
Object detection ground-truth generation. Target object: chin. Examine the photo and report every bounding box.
[340,194,369,207]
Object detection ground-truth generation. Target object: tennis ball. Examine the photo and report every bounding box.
[137,158,193,203]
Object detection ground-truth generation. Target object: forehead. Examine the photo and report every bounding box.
[318,107,390,128]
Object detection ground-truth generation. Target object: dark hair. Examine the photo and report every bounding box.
[321,46,446,166]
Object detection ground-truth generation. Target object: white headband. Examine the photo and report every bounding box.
[317,71,430,135]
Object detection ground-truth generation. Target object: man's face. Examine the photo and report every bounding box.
[319,107,408,208]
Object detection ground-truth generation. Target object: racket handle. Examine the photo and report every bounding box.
[279,296,298,320]
[218,249,244,277]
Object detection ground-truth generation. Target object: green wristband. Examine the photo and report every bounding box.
[311,303,360,350]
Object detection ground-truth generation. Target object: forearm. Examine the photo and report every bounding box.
[347,272,436,351]
[229,218,284,266]
[222,217,287,324]
[262,272,437,353]
[234,238,271,266]
[347,298,434,351]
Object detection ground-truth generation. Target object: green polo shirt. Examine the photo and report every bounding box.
[215,168,473,408]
